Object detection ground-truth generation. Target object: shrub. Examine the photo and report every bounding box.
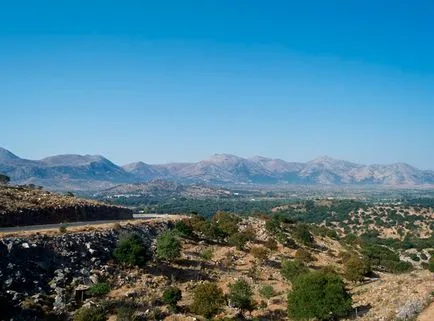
[293,224,314,246]
[409,253,420,262]
[88,283,110,297]
[199,247,214,261]
[116,305,135,321]
[294,248,316,263]
[174,220,193,237]
[382,260,413,273]
[212,212,240,236]
[162,286,182,310]
[228,279,254,311]
[344,256,371,283]
[281,260,309,283]
[113,233,149,266]
[156,231,181,261]
[250,246,269,262]
[73,307,106,321]
[287,271,352,321]
[429,257,434,272]
[228,232,249,250]
[190,282,225,318]
[264,238,278,251]
[259,284,275,301]
[199,221,226,240]
[243,225,257,242]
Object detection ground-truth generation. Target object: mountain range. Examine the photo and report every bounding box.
[1,147,433,191]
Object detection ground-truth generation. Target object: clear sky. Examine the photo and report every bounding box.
[1,1,433,169]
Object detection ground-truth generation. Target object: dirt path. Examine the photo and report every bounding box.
[418,302,434,321]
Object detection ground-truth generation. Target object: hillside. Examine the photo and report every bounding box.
[0,214,433,321]
[1,147,434,191]
[0,185,132,227]
[93,179,235,200]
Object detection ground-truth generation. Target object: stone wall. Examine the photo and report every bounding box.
[0,205,133,227]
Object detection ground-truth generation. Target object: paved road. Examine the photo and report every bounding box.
[0,214,171,233]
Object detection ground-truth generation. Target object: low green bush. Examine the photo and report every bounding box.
[88,283,110,297]
[113,233,149,266]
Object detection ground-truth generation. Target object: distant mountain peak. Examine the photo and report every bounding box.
[0,147,20,162]
[309,156,339,163]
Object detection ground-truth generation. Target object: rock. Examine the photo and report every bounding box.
[396,300,424,320]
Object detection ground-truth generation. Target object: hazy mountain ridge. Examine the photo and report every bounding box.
[1,147,433,191]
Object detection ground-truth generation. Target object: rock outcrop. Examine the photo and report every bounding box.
[0,220,173,317]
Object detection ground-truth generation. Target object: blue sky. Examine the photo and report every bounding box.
[1,1,433,168]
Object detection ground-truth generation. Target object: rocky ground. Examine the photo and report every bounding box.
[1,215,433,321]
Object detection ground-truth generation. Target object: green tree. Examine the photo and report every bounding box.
[281,260,309,283]
[228,279,254,311]
[174,220,193,237]
[190,282,225,318]
[287,271,353,321]
[212,212,240,236]
[344,256,371,283]
[113,233,149,266]
[294,224,314,246]
[156,231,181,261]
[162,286,182,311]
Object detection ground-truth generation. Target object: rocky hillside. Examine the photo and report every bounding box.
[1,147,434,190]
[1,214,432,321]
[0,185,132,227]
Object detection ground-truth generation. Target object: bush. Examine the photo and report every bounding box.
[409,253,420,262]
[162,286,182,310]
[228,232,249,250]
[259,284,275,300]
[113,233,149,266]
[294,248,316,263]
[212,212,240,236]
[156,231,181,261]
[382,260,413,273]
[250,246,269,262]
[264,238,278,251]
[174,220,193,237]
[88,283,110,297]
[199,247,214,261]
[293,224,314,246]
[116,305,135,321]
[190,282,225,318]
[73,307,106,321]
[344,256,371,283]
[228,279,254,311]
[428,257,434,272]
[287,271,352,321]
[281,260,309,283]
